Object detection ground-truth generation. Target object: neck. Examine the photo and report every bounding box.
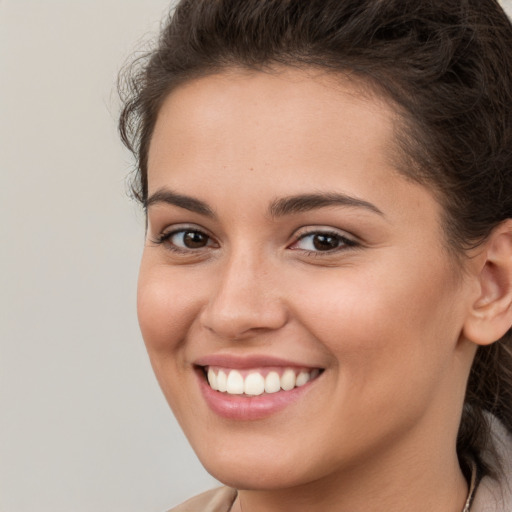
[234,438,468,512]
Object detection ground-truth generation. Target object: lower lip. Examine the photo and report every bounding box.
[197,370,318,421]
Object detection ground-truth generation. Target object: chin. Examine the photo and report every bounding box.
[201,455,311,491]
[189,431,338,491]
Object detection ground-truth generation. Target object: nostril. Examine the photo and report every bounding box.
[197,264,288,339]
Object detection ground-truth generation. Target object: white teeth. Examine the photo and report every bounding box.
[207,367,321,395]
[264,371,281,394]
[244,372,265,396]
[217,370,227,392]
[280,369,296,391]
[226,370,244,394]
[207,368,218,390]
[295,371,310,387]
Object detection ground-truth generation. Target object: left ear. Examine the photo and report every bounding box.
[462,219,512,346]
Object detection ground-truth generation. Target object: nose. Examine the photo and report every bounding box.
[199,250,288,340]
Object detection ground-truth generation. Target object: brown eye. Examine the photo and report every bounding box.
[290,230,358,253]
[312,234,341,251]
[182,231,209,248]
[157,228,216,251]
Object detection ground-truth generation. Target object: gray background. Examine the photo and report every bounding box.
[0,1,216,511]
[1,1,511,511]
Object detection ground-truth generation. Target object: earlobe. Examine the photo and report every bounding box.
[463,220,512,346]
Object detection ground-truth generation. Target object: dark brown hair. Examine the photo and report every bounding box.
[119,0,512,478]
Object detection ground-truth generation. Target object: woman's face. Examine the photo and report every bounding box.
[139,69,476,489]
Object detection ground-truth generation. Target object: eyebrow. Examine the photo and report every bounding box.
[145,188,384,219]
[145,188,215,217]
[269,193,384,217]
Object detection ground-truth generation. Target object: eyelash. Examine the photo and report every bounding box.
[150,227,358,255]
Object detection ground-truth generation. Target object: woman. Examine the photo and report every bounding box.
[119,1,512,510]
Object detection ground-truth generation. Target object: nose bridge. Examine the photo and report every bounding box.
[200,244,286,339]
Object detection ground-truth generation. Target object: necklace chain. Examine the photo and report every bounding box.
[462,460,478,512]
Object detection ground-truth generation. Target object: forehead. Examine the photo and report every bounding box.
[148,68,400,186]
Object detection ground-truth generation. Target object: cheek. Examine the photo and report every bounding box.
[291,258,462,392]
[137,262,199,354]
[137,262,202,420]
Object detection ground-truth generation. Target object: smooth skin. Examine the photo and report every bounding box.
[138,68,512,512]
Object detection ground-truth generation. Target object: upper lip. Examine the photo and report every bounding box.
[193,354,322,370]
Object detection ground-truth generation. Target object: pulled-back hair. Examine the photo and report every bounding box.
[119,0,512,478]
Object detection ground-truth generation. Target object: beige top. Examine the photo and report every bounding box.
[167,487,236,512]
[168,419,512,512]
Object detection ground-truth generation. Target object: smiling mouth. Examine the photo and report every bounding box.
[201,366,323,396]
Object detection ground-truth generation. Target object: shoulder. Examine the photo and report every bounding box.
[166,487,237,512]
[471,417,512,512]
